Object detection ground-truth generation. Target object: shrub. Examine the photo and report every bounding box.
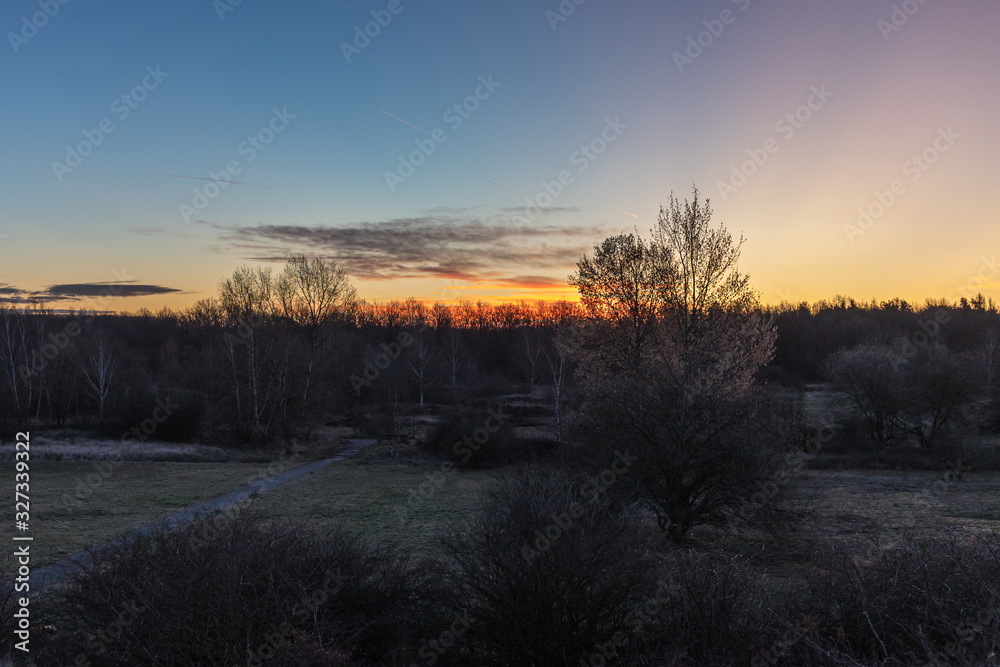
[800,531,1000,665]
[638,548,780,665]
[0,580,18,659]
[420,408,527,469]
[31,509,442,666]
[439,467,658,665]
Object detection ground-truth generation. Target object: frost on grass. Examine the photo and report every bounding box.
[0,436,229,462]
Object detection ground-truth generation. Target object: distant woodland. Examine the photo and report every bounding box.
[2,262,998,445]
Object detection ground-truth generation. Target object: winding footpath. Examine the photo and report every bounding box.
[8,438,375,599]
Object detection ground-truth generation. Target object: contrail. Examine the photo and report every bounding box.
[375,108,435,136]
[488,181,537,203]
[612,206,639,218]
[139,171,274,188]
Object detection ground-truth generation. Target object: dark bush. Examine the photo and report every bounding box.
[0,579,18,658]
[439,467,659,665]
[638,548,780,666]
[97,390,205,443]
[421,408,531,469]
[31,508,443,666]
[807,414,891,469]
[799,531,1000,666]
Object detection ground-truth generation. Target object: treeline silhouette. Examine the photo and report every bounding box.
[2,287,998,444]
[768,294,999,380]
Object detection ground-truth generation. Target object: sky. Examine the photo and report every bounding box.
[1,0,998,311]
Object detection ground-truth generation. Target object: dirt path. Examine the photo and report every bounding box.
[12,438,375,599]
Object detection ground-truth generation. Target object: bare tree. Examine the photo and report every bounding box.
[407,334,435,408]
[388,387,403,456]
[218,266,274,439]
[82,331,119,424]
[827,343,908,447]
[521,328,541,397]
[543,340,568,443]
[830,341,974,450]
[274,255,358,440]
[569,232,665,367]
[983,329,999,396]
[0,305,32,429]
[902,343,973,449]
[446,330,463,404]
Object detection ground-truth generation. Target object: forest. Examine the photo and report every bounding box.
[2,272,998,447]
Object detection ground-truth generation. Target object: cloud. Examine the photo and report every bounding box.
[209,212,602,283]
[0,283,35,304]
[494,275,567,288]
[43,283,183,299]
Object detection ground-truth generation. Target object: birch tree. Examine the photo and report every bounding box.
[274,255,358,440]
[218,266,274,440]
[407,334,435,408]
[82,331,119,424]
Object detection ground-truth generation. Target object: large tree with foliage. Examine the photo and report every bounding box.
[569,187,791,541]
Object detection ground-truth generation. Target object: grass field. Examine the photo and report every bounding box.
[253,459,1000,559]
[4,412,999,585]
[254,451,501,558]
[1,460,268,571]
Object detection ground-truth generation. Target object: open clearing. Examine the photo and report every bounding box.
[4,430,999,580]
[1,460,267,571]
[255,455,501,557]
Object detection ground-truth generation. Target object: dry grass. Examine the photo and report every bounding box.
[0,460,268,569]
[0,436,231,462]
[256,456,500,558]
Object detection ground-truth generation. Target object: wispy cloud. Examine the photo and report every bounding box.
[43,283,183,299]
[206,209,601,283]
[139,171,275,188]
[0,283,28,297]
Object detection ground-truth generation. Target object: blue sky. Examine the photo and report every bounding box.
[2,0,999,309]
